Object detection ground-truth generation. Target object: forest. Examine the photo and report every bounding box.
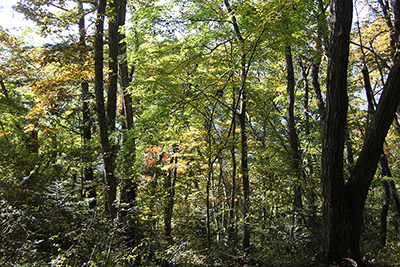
[1,0,400,266]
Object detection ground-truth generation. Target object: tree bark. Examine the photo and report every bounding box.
[94,0,117,219]
[321,0,353,264]
[323,0,400,261]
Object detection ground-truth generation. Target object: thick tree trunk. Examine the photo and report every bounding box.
[321,0,400,263]
[94,0,117,219]
[320,0,353,264]
[322,0,400,260]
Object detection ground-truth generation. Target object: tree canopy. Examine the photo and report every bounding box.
[1,0,400,266]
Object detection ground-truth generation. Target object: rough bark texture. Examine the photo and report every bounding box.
[321,0,353,263]
[323,0,400,263]
[94,0,117,219]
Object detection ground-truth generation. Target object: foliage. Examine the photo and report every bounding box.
[0,0,400,266]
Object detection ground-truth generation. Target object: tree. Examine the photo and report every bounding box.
[285,45,303,217]
[78,0,97,207]
[321,0,400,264]
[94,0,117,219]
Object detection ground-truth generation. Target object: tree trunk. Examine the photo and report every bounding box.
[205,115,213,249]
[228,89,236,244]
[312,0,327,123]
[107,0,119,130]
[164,151,177,243]
[285,46,303,217]
[118,0,134,131]
[94,0,117,219]
[117,0,136,219]
[223,0,250,253]
[238,68,250,254]
[321,0,400,258]
[78,0,96,208]
[320,0,353,264]
[345,49,400,264]
[239,96,250,254]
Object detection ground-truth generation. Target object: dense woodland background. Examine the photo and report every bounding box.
[1,0,400,266]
